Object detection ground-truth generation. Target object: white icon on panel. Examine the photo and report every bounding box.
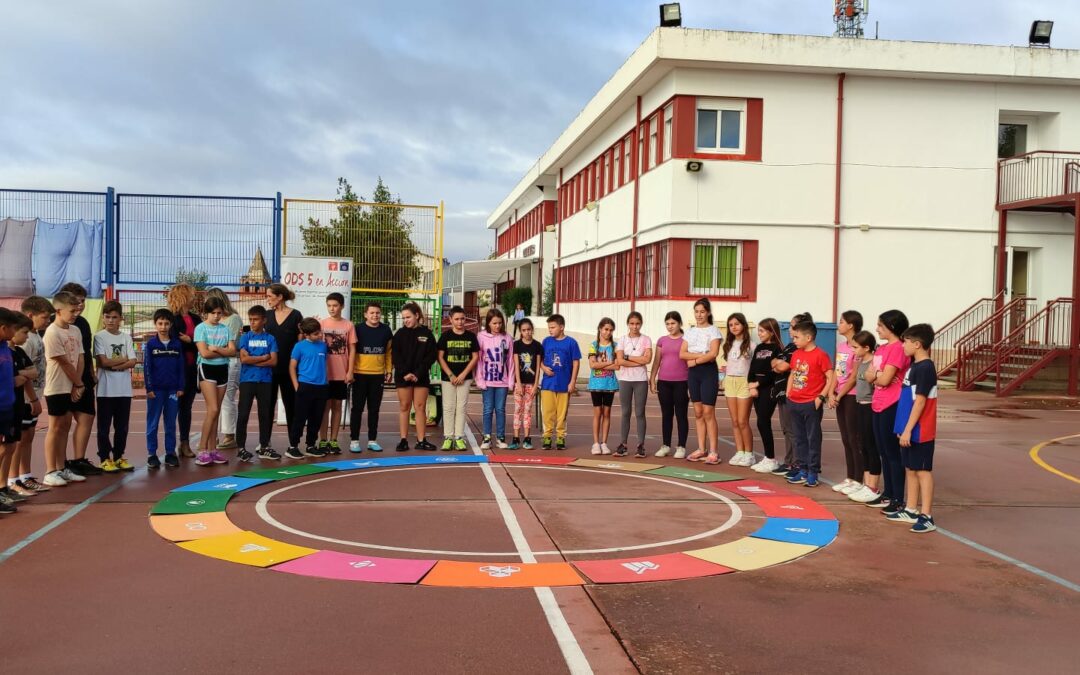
[239,543,271,553]
[621,561,661,575]
[479,565,521,578]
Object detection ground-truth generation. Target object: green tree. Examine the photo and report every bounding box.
[174,267,209,290]
[301,177,422,292]
[541,273,555,315]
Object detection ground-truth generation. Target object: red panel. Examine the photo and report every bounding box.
[748,496,837,521]
[710,479,799,498]
[573,552,732,584]
[741,240,758,302]
[672,95,696,158]
[745,98,763,161]
[669,239,691,298]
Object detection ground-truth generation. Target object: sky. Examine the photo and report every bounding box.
[2,1,1077,265]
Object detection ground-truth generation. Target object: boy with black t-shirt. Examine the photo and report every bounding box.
[437,306,479,451]
[893,324,939,533]
[511,318,544,449]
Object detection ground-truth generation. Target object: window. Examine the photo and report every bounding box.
[623,137,632,184]
[637,127,645,176]
[998,123,1027,158]
[696,99,745,153]
[663,105,673,161]
[649,115,659,167]
[691,240,742,295]
[603,152,611,196]
[613,148,621,189]
[658,242,669,296]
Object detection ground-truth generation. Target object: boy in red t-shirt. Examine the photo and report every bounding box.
[784,321,835,488]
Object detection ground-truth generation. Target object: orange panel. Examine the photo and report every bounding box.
[420,561,584,588]
[150,512,244,542]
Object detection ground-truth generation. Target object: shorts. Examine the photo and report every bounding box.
[72,386,96,415]
[394,373,431,388]
[0,408,18,443]
[46,393,75,417]
[687,365,719,405]
[327,380,349,400]
[198,363,230,386]
[590,391,615,407]
[724,375,751,399]
[902,440,935,471]
[21,402,38,431]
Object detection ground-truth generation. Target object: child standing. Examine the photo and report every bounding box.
[235,305,280,462]
[94,301,137,473]
[42,292,87,486]
[828,310,864,494]
[319,292,357,454]
[588,318,619,455]
[5,314,40,499]
[144,309,185,469]
[540,314,580,450]
[391,302,438,451]
[650,311,688,458]
[681,298,722,464]
[866,310,911,513]
[616,311,652,458]
[512,303,526,338]
[893,324,938,533]
[476,309,514,450]
[511,318,543,450]
[771,312,813,478]
[0,309,24,512]
[784,320,835,488]
[194,297,236,466]
[10,296,51,494]
[288,318,330,459]
[723,313,755,466]
[847,331,883,504]
[59,283,101,476]
[350,302,393,453]
[437,306,479,451]
[207,288,243,452]
[748,318,784,474]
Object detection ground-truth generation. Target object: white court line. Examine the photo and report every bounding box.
[464,425,593,675]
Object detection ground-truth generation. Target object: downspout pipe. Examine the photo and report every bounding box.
[832,72,846,323]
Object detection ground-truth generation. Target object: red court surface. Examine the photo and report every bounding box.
[1,389,1078,674]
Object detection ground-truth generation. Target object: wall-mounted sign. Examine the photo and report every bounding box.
[522,245,536,257]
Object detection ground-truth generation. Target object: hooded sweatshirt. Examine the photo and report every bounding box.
[143,335,185,392]
[391,324,437,381]
[475,330,515,389]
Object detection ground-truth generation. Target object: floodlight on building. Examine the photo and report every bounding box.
[686,160,703,173]
[1029,20,1053,46]
[585,201,599,212]
[659,3,681,27]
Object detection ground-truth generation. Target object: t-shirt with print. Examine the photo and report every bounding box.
[588,341,618,392]
[871,340,911,413]
[684,325,722,356]
[771,342,798,400]
[616,334,652,382]
[94,330,136,398]
[834,339,856,395]
[788,347,832,404]
[748,342,781,392]
[540,336,581,393]
[194,322,231,366]
[656,336,688,382]
[893,359,938,445]
[513,339,544,385]
[436,330,480,381]
[320,317,357,382]
[238,331,277,384]
[24,332,45,395]
[724,339,751,377]
[43,322,83,396]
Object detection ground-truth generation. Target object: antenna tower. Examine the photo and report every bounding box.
[834,0,868,39]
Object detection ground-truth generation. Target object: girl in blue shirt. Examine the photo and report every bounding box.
[193,297,235,466]
[588,317,619,455]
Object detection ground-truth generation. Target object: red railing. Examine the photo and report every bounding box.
[991,298,1073,396]
[998,151,1080,207]
[956,295,1038,390]
[935,290,1006,376]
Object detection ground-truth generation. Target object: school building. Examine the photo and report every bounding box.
[486,28,1080,395]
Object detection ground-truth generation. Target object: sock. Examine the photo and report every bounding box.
[20,473,31,481]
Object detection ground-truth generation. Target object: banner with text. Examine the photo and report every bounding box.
[280,256,353,320]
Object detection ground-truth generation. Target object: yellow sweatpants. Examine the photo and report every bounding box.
[540,390,569,440]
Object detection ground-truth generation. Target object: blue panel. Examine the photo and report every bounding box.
[751,518,838,547]
[171,476,273,493]
[696,109,717,148]
[316,455,489,471]
[720,110,741,149]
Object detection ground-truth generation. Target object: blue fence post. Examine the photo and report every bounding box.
[105,186,116,298]
[273,191,282,281]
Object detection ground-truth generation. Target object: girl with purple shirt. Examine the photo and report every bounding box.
[476,309,515,449]
[649,311,689,459]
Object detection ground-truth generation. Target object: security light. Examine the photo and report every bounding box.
[1029,20,1053,46]
[660,3,681,28]
[686,160,703,173]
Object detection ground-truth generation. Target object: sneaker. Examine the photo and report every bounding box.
[0,501,15,514]
[209,451,229,465]
[454,438,468,451]
[614,444,628,457]
[911,514,937,533]
[673,447,687,459]
[729,452,745,466]
[164,454,180,469]
[600,443,612,455]
[24,478,50,492]
[771,463,793,476]
[556,438,566,451]
[541,437,552,450]
[237,448,255,463]
[508,437,520,450]
[195,452,213,466]
[367,441,383,452]
[117,458,135,472]
[217,434,238,450]
[395,439,410,452]
[832,478,853,493]
[285,447,304,460]
[751,458,779,474]
[42,471,68,487]
[100,459,120,473]
[1,488,28,503]
[480,435,492,450]
[805,472,819,488]
[416,440,437,451]
[75,458,103,475]
[328,440,342,455]
[887,508,920,524]
[786,470,807,485]
[865,494,891,508]
[522,437,533,450]
[60,468,86,482]
[784,466,802,481]
[10,482,36,498]
[179,441,196,458]
[841,481,863,495]
[882,501,904,516]
[848,485,880,503]
[147,455,162,470]
[590,443,602,455]
[441,438,454,451]
[349,440,363,453]
[318,440,330,452]
[655,445,671,458]
[496,437,508,449]
[635,445,647,459]
[303,445,327,458]
[256,447,282,461]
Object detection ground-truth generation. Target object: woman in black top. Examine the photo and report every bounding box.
[391,302,437,451]
[748,317,784,473]
[265,283,303,431]
[167,283,202,457]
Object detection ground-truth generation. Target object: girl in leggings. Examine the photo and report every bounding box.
[847,331,883,503]
[588,318,619,455]
[265,283,302,431]
[722,312,754,466]
[615,311,652,458]
[650,311,689,458]
[866,309,911,512]
[681,298,723,464]
[748,318,784,473]
[391,302,438,451]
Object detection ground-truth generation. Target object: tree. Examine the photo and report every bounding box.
[174,267,209,290]
[541,273,555,315]
[301,177,422,292]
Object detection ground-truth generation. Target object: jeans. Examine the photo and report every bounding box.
[146,390,179,456]
[236,381,274,450]
[350,375,385,441]
[789,400,824,474]
[219,357,240,436]
[656,380,689,448]
[96,397,131,461]
[618,380,648,446]
[481,386,508,438]
[873,403,904,503]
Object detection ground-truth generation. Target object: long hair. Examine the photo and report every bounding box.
[167,283,197,316]
[879,309,910,340]
[757,317,783,348]
[722,312,751,359]
[205,287,236,316]
[485,308,506,334]
[401,301,425,325]
[694,297,713,325]
[596,317,615,345]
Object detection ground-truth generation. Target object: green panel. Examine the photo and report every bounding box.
[646,465,739,483]
[233,464,337,481]
[716,245,738,290]
[692,244,714,289]
[150,490,234,515]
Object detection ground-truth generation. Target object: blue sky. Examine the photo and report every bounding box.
[1,1,1076,265]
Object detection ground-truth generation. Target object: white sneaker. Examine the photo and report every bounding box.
[731,452,754,467]
[742,452,756,466]
[60,468,86,482]
[43,471,68,487]
[496,438,508,449]
[349,440,362,452]
[848,485,881,503]
[590,443,602,455]
[655,445,671,458]
[751,457,779,474]
[832,478,853,493]
[841,481,863,495]
[673,447,687,459]
[600,443,612,455]
[480,436,492,450]
[729,452,743,465]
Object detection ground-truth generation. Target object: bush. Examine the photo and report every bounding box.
[500,286,534,319]
[541,274,554,316]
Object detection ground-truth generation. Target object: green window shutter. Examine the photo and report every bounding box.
[693,244,714,289]
[717,245,738,290]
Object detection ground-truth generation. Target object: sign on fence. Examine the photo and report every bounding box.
[280,256,353,320]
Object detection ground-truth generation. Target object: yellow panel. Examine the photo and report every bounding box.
[177,531,318,568]
[570,459,664,473]
[684,537,818,571]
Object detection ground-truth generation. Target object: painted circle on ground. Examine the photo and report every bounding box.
[253,465,744,556]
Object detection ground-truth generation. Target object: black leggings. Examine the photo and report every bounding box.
[873,403,904,503]
[753,393,778,459]
[350,374,385,441]
[290,383,327,448]
[657,380,689,447]
[856,402,881,476]
[178,364,197,443]
[836,395,864,481]
[272,369,297,430]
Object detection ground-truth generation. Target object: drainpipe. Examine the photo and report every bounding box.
[630,95,642,312]
[832,72,846,322]
[556,168,563,315]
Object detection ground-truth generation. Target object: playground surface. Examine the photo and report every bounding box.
[1,388,1078,674]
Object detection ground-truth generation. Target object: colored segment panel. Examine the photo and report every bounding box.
[710,479,799,498]
[150,490,233,515]
[177,531,318,567]
[233,464,337,481]
[573,553,732,584]
[150,512,244,542]
[317,455,488,470]
[420,561,584,588]
[752,518,839,547]
[171,476,273,493]
[747,496,836,521]
[571,459,663,473]
[646,466,739,483]
[486,454,577,466]
[685,537,818,571]
[274,551,437,583]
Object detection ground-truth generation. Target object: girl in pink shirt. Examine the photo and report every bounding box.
[650,311,689,458]
[865,309,911,512]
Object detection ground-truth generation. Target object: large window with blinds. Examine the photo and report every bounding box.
[690,240,742,295]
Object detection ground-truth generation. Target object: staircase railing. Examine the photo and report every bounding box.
[998,151,1080,206]
[956,296,1038,390]
[936,290,1006,376]
[991,298,1073,396]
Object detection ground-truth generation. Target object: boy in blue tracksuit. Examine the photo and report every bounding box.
[144,309,186,469]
